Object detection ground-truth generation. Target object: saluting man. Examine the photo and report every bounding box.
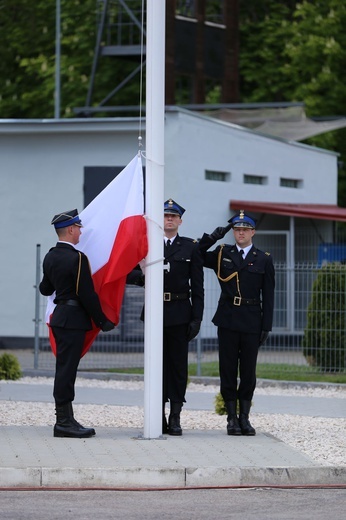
[40,209,115,438]
[199,210,275,436]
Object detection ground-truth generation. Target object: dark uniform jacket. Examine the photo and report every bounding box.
[199,234,275,333]
[39,242,108,330]
[163,235,204,327]
[127,234,204,327]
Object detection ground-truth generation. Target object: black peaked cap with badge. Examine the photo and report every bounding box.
[228,210,256,229]
[51,209,82,229]
[164,199,185,217]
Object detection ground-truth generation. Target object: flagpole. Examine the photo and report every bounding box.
[143,0,165,439]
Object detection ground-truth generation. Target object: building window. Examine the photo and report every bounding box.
[84,166,124,207]
[243,174,267,185]
[176,0,195,18]
[205,170,230,182]
[280,178,302,188]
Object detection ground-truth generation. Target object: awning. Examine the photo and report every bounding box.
[230,200,346,222]
[203,106,346,141]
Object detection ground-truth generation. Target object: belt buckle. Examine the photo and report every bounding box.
[164,292,171,302]
[233,296,241,306]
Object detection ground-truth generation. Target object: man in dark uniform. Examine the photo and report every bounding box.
[39,209,115,438]
[162,199,204,435]
[127,199,204,435]
[199,210,275,436]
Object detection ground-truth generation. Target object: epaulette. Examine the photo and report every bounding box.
[180,236,196,243]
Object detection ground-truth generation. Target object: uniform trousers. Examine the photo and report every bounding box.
[52,326,85,405]
[163,323,189,404]
[217,327,260,402]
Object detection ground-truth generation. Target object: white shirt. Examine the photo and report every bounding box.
[164,235,177,245]
[237,244,252,259]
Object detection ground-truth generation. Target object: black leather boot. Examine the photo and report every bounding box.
[54,403,96,438]
[225,400,241,436]
[67,402,96,436]
[239,400,256,436]
[168,402,183,436]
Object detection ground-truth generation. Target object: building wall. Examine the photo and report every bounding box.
[164,109,338,239]
[1,120,140,341]
[0,111,339,342]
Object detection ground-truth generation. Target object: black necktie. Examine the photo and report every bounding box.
[239,249,244,260]
[166,239,171,247]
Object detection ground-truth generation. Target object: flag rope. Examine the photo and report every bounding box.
[138,0,146,152]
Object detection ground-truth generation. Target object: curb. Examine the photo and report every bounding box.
[1,465,345,489]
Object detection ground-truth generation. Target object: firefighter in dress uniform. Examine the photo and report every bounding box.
[39,209,115,438]
[127,199,204,435]
[198,210,275,436]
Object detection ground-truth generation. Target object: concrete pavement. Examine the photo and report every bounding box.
[0,373,345,488]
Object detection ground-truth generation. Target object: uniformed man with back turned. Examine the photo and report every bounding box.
[198,210,275,436]
[39,209,115,438]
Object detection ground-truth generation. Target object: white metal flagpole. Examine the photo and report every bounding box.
[143,0,166,438]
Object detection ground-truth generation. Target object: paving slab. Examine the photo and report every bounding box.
[1,372,345,489]
[1,425,344,489]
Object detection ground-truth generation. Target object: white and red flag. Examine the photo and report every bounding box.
[46,154,148,357]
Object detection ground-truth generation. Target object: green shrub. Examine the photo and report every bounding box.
[214,392,227,415]
[214,393,253,415]
[302,263,346,372]
[0,353,22,380]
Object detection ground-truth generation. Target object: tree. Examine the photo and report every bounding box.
[0,0,143,118]
[239,0,297,102]
[239,0,346,207]
[283,1,346,208]
[1,0,346,204]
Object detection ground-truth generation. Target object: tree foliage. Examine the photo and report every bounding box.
[0,0,142,118]
[239,0,346,206]
[2,0,346,119]
[1,1,346,201]
[239,0,297,102]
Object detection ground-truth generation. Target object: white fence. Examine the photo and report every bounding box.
[34,260,346,376]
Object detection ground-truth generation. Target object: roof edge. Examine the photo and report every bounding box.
[230,200,346,222]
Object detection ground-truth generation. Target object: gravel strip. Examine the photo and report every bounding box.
[0,377,345,468]
[7,376,346,398]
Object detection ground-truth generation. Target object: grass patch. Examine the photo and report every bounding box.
[108,367,144,375]
[110,363,346,384]
[256,364,346,383]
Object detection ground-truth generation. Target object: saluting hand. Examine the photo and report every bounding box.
[209,222,233,242]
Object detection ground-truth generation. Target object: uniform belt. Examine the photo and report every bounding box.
[164,292,190,302]
[55,299,81,307]
[221,295,261,306]
[232,297,261,306]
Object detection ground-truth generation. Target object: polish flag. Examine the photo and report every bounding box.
[46,155,148,357]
